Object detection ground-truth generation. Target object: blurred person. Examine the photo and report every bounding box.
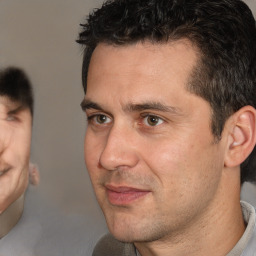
[77,0,256,255]
[0,67,34,238]
[0,67,104,255]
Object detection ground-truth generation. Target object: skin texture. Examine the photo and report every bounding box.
[83,41,249,256]
[0,96,32,214]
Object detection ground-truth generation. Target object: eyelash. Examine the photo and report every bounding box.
[140,114,164,127]
[87,114,112,125]
[87,113,165,128]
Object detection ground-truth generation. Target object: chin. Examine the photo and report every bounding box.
[107,222,150,243]
[103,205,157,243]
[0,198,13,214]
[110,231,138,243]
[106,220,136,242]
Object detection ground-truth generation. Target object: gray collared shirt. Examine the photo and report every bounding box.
[227,201,256,256]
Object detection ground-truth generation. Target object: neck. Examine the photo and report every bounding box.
[135,170,245,256]
[0,194,24,238]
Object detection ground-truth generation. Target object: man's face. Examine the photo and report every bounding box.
[83,41,227,242]
[0,97,32,213]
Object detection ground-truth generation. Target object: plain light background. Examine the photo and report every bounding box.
[0,0,256,253]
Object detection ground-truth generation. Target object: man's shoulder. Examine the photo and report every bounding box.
[240,201,256,255]
[93,233,137,256]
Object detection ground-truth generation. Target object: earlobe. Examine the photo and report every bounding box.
[224,106,256,168]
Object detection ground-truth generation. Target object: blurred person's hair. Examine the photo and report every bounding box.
[0,67,34,115]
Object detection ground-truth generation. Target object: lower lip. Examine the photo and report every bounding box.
[106,189,149,205]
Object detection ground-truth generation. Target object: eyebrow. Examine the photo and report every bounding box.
[81,99,104,111]
[81,98,181,115]
[7,105,25,115]
[124,102,181,114]
[0,96,24,115]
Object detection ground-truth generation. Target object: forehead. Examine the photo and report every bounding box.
[86,40,199,103]
[0,96,20,109]
[0,95,31,119]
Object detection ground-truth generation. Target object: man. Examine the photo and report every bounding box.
[0,67,33,238]
[77,0,256,255]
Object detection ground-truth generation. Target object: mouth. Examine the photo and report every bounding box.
[105,184,150,206]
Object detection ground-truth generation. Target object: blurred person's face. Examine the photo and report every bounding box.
[83,41,228,242]
[0,96,32,213]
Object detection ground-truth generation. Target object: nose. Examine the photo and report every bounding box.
[99,125,139,171]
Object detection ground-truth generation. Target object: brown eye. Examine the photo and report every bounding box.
[143,115,163,126]
[94,114,111,124]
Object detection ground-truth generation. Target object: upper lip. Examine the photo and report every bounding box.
[105,184,150,193]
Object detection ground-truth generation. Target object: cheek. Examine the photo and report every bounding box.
[144,137,221,191]
[17,129,32,160]
[4,129,31,164]
[143,139,188,177]
[84,131,103,177]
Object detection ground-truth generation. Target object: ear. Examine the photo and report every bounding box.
[224,106,256,168]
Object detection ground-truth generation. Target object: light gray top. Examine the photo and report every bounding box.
[0,186,103,256]
[229,201,256,256]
